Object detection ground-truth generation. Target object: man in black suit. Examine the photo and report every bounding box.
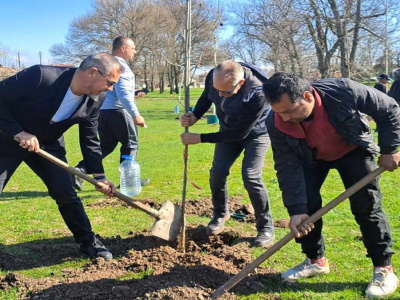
[0,53,121,260]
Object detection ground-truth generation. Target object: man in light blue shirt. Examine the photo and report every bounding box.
[74,36,149,190]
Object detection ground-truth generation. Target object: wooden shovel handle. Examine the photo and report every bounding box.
[211,166,386,299]
[36,149,162,220]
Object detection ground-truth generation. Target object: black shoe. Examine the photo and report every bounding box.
[79,236,113,260]
[206,215,230,236]
[253,231,275,248]
[141,179,150,186]
[71,168,85,191]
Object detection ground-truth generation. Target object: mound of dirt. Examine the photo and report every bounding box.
[0,196,290,299]
[0,227,281,299]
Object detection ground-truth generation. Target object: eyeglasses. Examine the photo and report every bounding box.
[214,80,241,95]
[97,69,117,87]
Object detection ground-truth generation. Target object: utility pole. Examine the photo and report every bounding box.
[39,51,42,64]
[17,52,21,70]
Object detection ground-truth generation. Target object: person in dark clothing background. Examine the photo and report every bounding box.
[374,74,389,94]
[263,72,400,298]
[179,60,274,247]
[0,53,121,260]
[388,68,400,104]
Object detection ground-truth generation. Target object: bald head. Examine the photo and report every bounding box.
[112,36,133,52]
[112,36,136,61]
[213,60,244,84]
[212,60,245,97]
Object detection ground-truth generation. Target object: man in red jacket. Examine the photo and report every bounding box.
[263,72,400,298]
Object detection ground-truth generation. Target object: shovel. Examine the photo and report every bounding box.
[212,166,385,299]
[36,148,182,242]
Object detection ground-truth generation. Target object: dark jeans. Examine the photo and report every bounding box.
[77,109,138,171]
[0,145,94,244]
[298,147,393,266]
[210,133,274,233]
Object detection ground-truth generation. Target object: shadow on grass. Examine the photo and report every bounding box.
[28,266,369,299]
[0,234,168,271]
[0,191,49,201]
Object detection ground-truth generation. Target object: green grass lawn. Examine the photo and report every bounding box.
[1,88,400,299]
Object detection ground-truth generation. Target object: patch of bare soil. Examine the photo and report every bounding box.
[0,227,282,300]
[0,197,289,299]
[184,197,289,228]
[88,196,289,229]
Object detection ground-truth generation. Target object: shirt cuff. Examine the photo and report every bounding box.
[380,146,399,155]
[286,204,308,216]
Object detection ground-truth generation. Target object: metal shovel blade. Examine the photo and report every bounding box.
[150,201,182,241]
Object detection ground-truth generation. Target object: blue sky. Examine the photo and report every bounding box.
[0,0,235,68]
[0,0,93,67]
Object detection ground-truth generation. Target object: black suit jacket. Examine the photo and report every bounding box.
[0,65,105,173]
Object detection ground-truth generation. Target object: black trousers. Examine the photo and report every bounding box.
[0,144,94,244]
[298,147,393,266]
[77,109,138,171]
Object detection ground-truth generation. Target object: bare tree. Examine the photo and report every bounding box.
[50,0,222,93]
[230,0,399,79]
[231,0,313,76]
[0,44,13,68]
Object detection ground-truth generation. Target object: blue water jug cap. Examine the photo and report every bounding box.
[122,155,132,160]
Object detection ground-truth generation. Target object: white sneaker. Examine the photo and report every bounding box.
[365,267,399,298]
[281,258,330,282]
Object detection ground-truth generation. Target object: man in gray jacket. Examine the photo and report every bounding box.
[263,72,400,298]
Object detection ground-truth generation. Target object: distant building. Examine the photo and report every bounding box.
[50,64,75,68]
[0,64,17,81]
[198,72,208,88]
[333,71,342,78]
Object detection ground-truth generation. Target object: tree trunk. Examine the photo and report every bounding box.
[143,55,148,89]
[173,65,179,94]
[168,66,174,94]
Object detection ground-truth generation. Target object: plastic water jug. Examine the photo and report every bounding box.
[174,104,180,114]
[119,155,141,196]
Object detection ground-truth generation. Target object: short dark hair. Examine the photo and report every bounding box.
[112,36,132,52]
[378,74,389,80]
[262,72,312,104]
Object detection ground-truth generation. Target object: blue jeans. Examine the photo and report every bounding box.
[298,147,393,266]
[209,133,274,233]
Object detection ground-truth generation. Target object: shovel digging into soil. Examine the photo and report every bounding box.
[35,148,182,242]
[212,166,386,299]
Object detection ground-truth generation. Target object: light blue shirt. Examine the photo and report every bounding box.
[101,56,139,116]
